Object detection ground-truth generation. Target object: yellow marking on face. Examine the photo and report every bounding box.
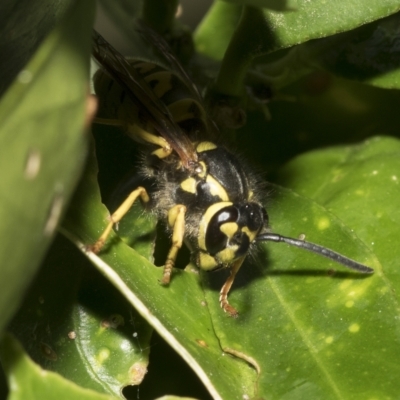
[198,253,218,270]
[216,247,238,264]
[196,141,218,152]
[180,177,197,194]
[198,202,233,250]
[206,175,229,201]
[144,71,172,98]
[242,226,259,242]
[248,190,254,200]
[197,161,207,178]
[220,222,238,239]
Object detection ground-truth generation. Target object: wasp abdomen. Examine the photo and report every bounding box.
[94,59,208,138]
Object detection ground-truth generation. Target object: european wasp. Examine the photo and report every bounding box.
[90,26,373,318]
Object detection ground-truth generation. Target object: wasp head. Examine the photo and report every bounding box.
[196,201,267,270]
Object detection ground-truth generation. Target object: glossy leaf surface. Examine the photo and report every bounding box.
[61,134,398,399]
[258,12,400,90]
[196,0,400,60]
[0,0,74,95]
[9,233,152,397]
[278,136,400,293]
[0,334,117,400]
[0,0,94,333]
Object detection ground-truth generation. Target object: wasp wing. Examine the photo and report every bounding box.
[92,29,198,171]
[136,22,220,138]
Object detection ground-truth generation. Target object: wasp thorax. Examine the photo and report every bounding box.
[197,202,266,271]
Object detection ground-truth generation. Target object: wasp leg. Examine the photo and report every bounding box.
[90,187,150,254]
[219,257,246,318]
[127,124,172,159]
[93,118,172,159]
[161,204,187,285]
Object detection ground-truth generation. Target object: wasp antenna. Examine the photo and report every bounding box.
[256,233,374,274]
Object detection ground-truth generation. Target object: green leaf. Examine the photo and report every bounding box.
[0,0,75,95]
[319,12,400,89]
[195,0,400,60]
[0,334,117,400]
[0,0,95,333]
[259,11,400,90]
[201,137,400,398]
[278,135,400,288]
[197,4,400,96]
[61,131,400,398]
[195,2,242,60]
[203,184,383,399]
[9,233,152,397]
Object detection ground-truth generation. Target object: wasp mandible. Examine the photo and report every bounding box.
[90,27,373,317]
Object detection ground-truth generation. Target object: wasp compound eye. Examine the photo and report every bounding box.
[205,205,239,255]
[238,203,266,232]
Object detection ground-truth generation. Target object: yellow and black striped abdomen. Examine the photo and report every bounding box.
[93,59,208,138]
[93,61,138,124]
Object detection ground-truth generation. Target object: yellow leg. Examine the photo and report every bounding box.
[93,117,172,159]
[90,187,150,254]
[219,257,246,318]
[127,124,172,159]
[161,205,187,285]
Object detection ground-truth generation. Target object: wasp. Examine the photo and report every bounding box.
[90,27,373,317]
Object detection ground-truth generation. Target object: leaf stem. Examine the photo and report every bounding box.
[214,6,276,97]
